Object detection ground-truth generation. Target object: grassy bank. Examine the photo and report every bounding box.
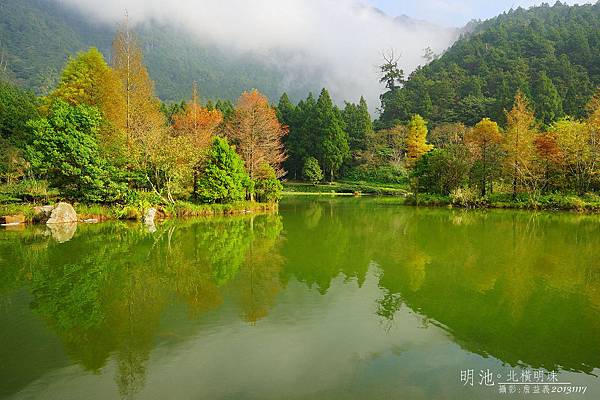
[282,180,600,212]
[405,192,600,212]
[283,180,409,196]
[1,201,278,224]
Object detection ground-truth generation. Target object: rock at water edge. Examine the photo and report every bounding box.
[47,203,78,224]
[0,214,25,225]
[143,208,157,225]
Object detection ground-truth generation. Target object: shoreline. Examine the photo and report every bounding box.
[281,192,600,213]
[0,201,278,226]
[3,191,600,228]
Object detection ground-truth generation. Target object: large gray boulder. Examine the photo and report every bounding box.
[46,202,78,224]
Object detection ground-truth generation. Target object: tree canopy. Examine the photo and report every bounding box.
[378,2,600,128]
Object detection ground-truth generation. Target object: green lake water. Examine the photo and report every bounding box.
[1,197,599,399]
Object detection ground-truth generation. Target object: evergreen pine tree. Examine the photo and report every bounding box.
[315,88,349,181]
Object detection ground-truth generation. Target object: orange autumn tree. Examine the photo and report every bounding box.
[586,88,600,188]
[172,83,223,197]
[112,16,178,200]
[534,132,563,191]
[173,83,223,144]
[112,16,164,147]
[226,90,287,181]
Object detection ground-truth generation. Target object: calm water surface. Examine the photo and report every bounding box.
[1,197,599,399]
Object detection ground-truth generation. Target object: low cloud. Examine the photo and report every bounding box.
[54,0,460,110]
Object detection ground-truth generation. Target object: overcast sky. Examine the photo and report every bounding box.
[368,0,589,26]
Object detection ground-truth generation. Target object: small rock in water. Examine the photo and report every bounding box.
[83,218,99,224]
[47,203,78,224]
[143,208,157,225]
[146,223,157,233]
[33,205,55,223]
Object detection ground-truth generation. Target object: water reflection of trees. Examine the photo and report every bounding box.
[281,199,600,374]
[0,214,284,398]
[2,200,600,394]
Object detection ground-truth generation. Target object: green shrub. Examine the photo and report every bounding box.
[197,137,250,204]
[254,163,283,203]
[450,187,484,208]
[405,193,451,206]
[26,100,125,203]
[0,179,58,203]
[411,146,470,194]
[115,205,142,220]
[302,157,324,185]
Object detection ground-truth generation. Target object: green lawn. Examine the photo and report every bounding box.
[282,180,409,197]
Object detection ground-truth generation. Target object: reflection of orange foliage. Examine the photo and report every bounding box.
[227,89,287,179]
[238,245,285,325]
[181,280,223,319]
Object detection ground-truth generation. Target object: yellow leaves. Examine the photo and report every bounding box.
[551,118,591,165]
[505,91,536,134]
[112,20,162,146]
[405,114,432,167]
[465,118,502,157]
[504,92,537,162]
[586,87,600,130]
[503,91,538,189]
[585,88,600,166]
[46,48,127,133]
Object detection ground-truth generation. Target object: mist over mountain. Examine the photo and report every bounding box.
[0,0,461,108]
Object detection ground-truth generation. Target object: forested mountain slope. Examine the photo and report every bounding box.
[0,0,316,102]
[378,1,600,127]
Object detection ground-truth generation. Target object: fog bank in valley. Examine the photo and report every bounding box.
[55,0,461,109]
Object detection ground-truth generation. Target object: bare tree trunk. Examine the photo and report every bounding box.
[192,169,198,200]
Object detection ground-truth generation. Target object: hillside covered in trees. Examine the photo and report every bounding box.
[378,1,600,128]
[0,0,316,102]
